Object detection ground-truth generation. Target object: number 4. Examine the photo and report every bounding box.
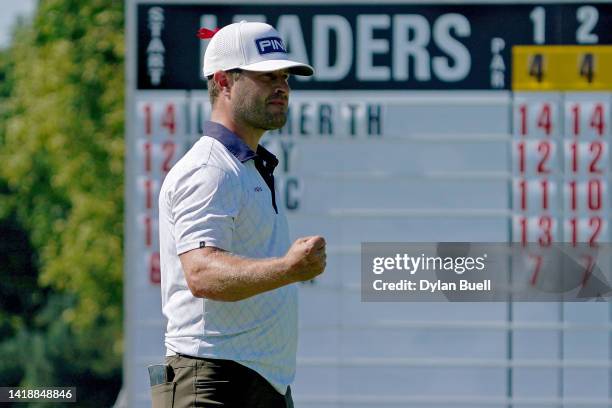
[537,104,552,135]
[162,104,176,135]
[529,54,544,82]
[579,53,594,83]
[590,104,604,135]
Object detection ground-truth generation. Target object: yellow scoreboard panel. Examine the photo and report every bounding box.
[513,46,612,90]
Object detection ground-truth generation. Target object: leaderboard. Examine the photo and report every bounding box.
[512,92,610,244]
[133,44,612,287]
[511,46,611,289]
[125,2,612,407]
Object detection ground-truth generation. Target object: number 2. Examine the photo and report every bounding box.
[576,6,599,44]
[162,142,176,173]
[570,217,603,246]
[589,141,603,173]
[537,141,551,173]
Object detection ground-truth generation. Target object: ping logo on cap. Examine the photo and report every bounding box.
[255,37,287,55]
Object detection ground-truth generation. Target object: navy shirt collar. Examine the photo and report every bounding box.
[203,121,278,170]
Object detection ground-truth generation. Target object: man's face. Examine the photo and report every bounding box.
[230,69,290,131]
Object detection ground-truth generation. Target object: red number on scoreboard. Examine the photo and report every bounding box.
[145,215,152,247]
[162,141,176,173]
[540,179,550,210]
[150,252,161,284]
[588,141,603,174]
[518,217,555,247]
[529,254,543,286]
[581,255,594,286]
[569,180,577,211]
[143,104,152,136]
[517,142,526,173]
[571,104,580,136]
[587,179,602,211]
[144,142,152,173]
[537,104,552,135]
[570,142,578,172]
[537,141,551,174]
[519,217,528,246]
[590,103,605,136]
[519,105,528,136]
[569,217,602,246]
[569,218,578,245]
[581,255,595,287]
[519,179,527,210]
[162,104,176,135]
[538,215,553,246]
[589,216,602,246]
[145,179,153,210]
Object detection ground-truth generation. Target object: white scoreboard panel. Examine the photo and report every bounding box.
[125,1,612,407]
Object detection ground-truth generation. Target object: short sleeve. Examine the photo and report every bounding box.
[171,165,241,255]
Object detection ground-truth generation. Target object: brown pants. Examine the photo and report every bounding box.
[151,355,294,408]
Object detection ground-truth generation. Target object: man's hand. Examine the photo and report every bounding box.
[284,236,327,282]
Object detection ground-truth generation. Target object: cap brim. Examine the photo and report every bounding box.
[239,59,314,76]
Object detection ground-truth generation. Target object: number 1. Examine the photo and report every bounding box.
[519,105,528,135]
[530,7,546,44]
[571,104,580,136]
[144,104,152,135]
[517,142,526,172]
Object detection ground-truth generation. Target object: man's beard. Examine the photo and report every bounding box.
[233,95,288,131]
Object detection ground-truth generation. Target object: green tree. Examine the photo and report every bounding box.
[0,0,125,405]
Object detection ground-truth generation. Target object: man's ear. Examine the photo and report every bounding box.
[213,71,232,96]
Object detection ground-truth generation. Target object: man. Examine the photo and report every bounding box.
[154,21,326,407]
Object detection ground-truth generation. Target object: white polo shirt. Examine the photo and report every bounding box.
[158,121,296,395]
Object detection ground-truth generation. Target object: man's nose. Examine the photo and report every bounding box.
[274,78,290,95]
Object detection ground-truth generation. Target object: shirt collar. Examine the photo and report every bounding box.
[203,121,279,170]
[203,121,256,162]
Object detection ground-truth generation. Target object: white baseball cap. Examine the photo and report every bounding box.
[201,21,314,78]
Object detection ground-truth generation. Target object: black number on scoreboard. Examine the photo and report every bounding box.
[529,54,544,82]
[579,53,594,83]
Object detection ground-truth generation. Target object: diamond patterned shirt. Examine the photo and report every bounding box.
[158,121,296,395]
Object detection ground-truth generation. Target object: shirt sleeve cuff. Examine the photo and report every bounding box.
[176,238,231,255]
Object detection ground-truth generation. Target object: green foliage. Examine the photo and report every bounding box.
[1,0,124,340]
[0,0,125,403]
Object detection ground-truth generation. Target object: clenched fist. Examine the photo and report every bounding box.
[284,236,326,282]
